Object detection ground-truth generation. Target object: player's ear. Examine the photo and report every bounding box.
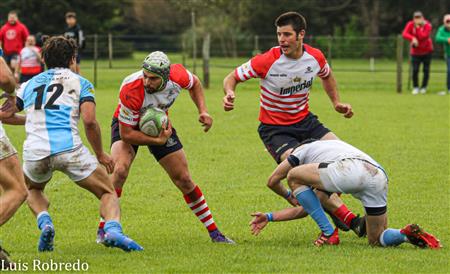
[297,30,305,40]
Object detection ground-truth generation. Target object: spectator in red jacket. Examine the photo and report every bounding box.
[0,11,29,72]
[402,11,433,95]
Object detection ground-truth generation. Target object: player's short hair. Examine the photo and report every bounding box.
[275,12,307,34]
[42,36,77,69]
[65,11,76,18]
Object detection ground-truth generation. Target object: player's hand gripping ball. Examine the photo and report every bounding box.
[139,107,168,137]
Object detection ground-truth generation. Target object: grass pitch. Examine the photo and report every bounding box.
[2,53,449,273]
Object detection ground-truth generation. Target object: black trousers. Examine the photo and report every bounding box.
[411,54,432,88]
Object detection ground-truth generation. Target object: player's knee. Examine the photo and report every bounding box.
[114,164,130,183]
[173,173,194,192]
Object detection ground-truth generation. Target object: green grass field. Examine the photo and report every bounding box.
[2,53,449,273]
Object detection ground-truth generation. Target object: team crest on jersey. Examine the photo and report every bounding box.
[305,66,313,73]
[292,76,302,83]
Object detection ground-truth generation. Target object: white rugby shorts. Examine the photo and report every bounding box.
[318,158,388,208]
[0,135,17,160]
[23,145,98,183]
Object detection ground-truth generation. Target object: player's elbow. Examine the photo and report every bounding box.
[83,119,98,131]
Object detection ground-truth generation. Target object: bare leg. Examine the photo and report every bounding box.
[0,155,27,225]
[76,167,119,221]
[158,149,234,243]
[110,140,135,190]
[366,214,388,246]
[158,149,195,194]
[26,177,50,217]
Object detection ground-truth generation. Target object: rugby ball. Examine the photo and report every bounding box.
[139,107,168,137]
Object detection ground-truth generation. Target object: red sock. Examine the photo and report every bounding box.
[183,185,217,232]
[333,204,356,228]
[115,188,122,198]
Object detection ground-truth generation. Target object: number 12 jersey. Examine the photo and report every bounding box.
[17,68,95,160]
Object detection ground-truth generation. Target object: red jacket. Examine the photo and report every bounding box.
[402,20,433,56]
[0,20,29,55]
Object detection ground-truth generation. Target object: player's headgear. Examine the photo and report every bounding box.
[142,51,171,91]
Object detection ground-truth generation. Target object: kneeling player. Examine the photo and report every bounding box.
[97,51,234,244]
[6,36,142,252]
[250,139,441,248]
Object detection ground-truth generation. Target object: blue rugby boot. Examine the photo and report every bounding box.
[103,221,143,252]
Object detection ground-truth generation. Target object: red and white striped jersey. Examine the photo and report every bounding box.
[113,64,195,127]
[234,44,330,125]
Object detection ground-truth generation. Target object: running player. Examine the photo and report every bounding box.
[96,51,234,244]
[223,11,363,237]
[0,47,28,269]
[250,139,442,249]
[6,36,142,252]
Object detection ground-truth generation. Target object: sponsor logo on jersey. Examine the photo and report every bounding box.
[269,73,288,77]
[280,77,313,95]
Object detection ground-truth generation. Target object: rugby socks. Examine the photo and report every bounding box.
[333,204,356,228]
[98,188,122,230]
[183,185,218,233]
[379,229,407,246]
[37,211,53,230]
[294,186,335,236]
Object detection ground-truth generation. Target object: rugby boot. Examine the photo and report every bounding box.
[314,228,340,247]
[209,230,235,244]
[401,224,442,249]
[38,224,55,252]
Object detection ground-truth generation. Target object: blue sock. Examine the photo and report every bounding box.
[294,186,334,236]
[104,220,123,234]
[37,211,53,230]
[379,229,407,247]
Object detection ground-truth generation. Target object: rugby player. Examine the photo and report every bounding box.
[0,47,28,268]
[250,139,442,249]
[5,36,143,252]
[223,11,363,238]
[96,51,234,244]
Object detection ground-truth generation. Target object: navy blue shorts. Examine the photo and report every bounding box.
[258,112,330,163]
[111,118,183,161]
[4,53,19,65]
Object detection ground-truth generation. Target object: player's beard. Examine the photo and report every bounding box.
[144,86,157,94]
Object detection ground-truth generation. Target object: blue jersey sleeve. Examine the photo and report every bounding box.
[16,81,36,111]
[79,77,95,104]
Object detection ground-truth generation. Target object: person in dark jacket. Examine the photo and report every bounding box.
[64,11,84,74]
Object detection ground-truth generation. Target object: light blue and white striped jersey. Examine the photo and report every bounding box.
[17,68,95,160]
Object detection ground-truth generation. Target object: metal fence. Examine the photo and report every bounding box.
[80,34,447,91]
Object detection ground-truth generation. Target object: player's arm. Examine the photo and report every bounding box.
[0,57,18,120]
[80,101,114,174]
[320,71,353,118]
[188,74,212,132]
[119,123,171,146]
[0,57,15,93]
[267,160,299,206]
[222,71,239,111]
[1,113,25,125]
[249,207,307,236]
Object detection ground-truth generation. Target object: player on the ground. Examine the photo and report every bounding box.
[4,36,142,252]
[250,139,442,249]
[0,47,28,269]
[222,11,364,238]
[96,51,234,244]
